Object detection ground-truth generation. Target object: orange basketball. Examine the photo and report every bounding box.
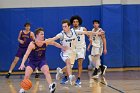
[20,79,32,90]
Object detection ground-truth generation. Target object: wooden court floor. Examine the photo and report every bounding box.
[0,70,140,93]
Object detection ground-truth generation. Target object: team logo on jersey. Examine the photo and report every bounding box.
[65,38,75,42]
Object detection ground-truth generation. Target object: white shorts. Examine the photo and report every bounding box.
[60,51,76,65]
[91,46,103,56]
[76,47,86,60]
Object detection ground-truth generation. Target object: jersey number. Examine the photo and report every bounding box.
[77,36,80,41]
[69,42,71,47]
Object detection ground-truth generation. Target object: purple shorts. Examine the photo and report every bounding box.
[15,47,27,58]
[27,59,47,71]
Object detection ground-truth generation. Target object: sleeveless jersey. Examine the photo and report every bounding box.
[29,42,46,62]
[91,28,103,48]
[71,27,86,48]
[19,30,32,48]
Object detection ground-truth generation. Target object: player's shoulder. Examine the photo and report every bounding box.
[28,41,36,48]
[19,30,23,33]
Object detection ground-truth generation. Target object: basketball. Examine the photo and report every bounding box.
[20,79,32,90]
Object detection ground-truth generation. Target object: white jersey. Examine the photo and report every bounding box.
[71,27,86,48]
[56,29,77,52]
[91,28,103,48]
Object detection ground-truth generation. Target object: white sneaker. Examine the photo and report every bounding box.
[56,67,63,80]
[69,75,75,85]
[19,88,25,93]
[49,82,56,93]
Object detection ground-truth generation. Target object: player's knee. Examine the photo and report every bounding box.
[44,70,50,76]
[66,60,71,66]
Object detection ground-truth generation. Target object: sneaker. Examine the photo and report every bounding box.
[100,65,107,75]
[19,88,25,93]
[49,82,56,93]
[75,78,81,86]
[69,75,75,85]
[5,73,11,78]
[56,67,63,80]
[92,68,100,78]
[35,73,40,78]
[60,76,68,84]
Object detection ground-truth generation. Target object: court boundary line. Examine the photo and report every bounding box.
[100,81,125,93]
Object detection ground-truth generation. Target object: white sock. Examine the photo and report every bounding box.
[9,71,12,73]
[69,75,72,79]
[19,88,25,92]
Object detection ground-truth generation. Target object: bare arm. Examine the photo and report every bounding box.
[76,30,98,36]
[19,42,34,70]
[30,32,35,41]
[47,41,63,49]
[18,31,24,44]
[87,36,92,51]
[101,34,107,55]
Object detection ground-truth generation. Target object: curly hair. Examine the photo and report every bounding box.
[70,15,82,25]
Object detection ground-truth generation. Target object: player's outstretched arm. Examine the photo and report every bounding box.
[19,42,34,70]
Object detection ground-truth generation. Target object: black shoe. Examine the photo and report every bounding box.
[5,73,11,78]
[100,65,107,75]
[49,82,56,93]
[92,68,100,78]
[35,73,39,78]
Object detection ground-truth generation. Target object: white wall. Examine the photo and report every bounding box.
[0,0,140,8]
[102,0,121,4]
[0,0,101,8]
[122,0,140,4]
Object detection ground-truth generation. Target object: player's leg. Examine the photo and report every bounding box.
[5,57,20,78]
[19,66,34,93]
[100,54,107,75]
[75,58,83,85]
[88,55,95,71]
[41,64,56,93]
[6,48,25,78]
[91,55,101,78]
[91,47,101,78]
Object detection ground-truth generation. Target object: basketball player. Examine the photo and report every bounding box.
[70,15,88,85]
[54,19,103,85]
[5,23,39,78]
[19,28,66,93]
[87,20,107,78]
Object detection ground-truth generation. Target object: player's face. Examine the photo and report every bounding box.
[93,22,99,28]
[25,25,31,31]
[73,19,79,27]
[62,23,70,32]
[37,31,44,41]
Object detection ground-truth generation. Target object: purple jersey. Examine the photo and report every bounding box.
[19,30,32,48]
[29,42,46,62]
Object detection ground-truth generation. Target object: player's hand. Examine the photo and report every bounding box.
[19,40,24,44]
[104,49,107,55]
[98,31,105,35]
[19,64,25,70]
[87,31,93,36]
